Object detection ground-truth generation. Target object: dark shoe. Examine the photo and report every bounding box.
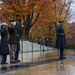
[16,60,20,62]
[59,57,65,60]
[1,62,8,64]
[10,61,18,64]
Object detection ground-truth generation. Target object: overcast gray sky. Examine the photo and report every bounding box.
[0,0,2,4]
[69,2,75,23]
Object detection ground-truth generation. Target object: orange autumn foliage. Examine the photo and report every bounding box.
[66,23,75,39]
[0,0,72,39]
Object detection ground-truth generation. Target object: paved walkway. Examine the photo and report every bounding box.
[0,49,75,75]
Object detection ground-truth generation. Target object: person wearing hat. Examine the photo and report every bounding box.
[8,19,18,63]
[0,22,9,64]
[15,19,20,62]
[56,21,66,59]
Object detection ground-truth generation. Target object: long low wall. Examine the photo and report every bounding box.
[19,40,53,52]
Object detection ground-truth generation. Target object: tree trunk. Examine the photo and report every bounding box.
[24,29,30,40]
[22,24,31,40]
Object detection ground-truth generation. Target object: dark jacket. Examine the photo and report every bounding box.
[45,36,49,46]
[56,25,66,48]
[0,29,1,50]
[38,37,42,44]
[8,25,17,45]
[0,28,9,55]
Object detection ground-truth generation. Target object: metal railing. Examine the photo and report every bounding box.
[19,38,54,63]
[19,37,75,64]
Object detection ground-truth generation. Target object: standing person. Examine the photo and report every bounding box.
[37,36,42,44]
[45,36,49,46]
[8,19,18,63]
[56,21,66,59]
[15,19,20,62]
[0,22,9,64]
[0,23,1,63]
[0,23,1,49]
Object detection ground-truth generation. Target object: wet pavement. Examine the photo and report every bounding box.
[0,49,75,75]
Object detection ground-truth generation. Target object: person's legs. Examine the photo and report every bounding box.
[0,55,1,64]
[59,48,65,59]
[10,44,17,63]
[15,41,20,62]
[15,50,20,62]
[15,50,18,60]
[1,55,7,64]
[60,48,63,57]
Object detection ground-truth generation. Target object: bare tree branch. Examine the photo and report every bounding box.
[64,3,71,20]
[31,13,40,27]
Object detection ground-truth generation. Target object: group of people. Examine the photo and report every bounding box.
[38,21,66,60]
[37,20,66,60]
[0,19,20,64]
[0,19,66,64]
[37,36,49,46]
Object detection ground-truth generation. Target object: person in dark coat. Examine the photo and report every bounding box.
[0,25,1,50]
[56,21,66,59]
[8,19,18,63]
[44,36,49,46]
[0,23,9,64]
[15,19,20,62]
[37,36,42,44]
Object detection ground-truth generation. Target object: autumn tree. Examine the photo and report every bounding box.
[2,0,50,39]
[1,0,73,40]
[30,0,72,41]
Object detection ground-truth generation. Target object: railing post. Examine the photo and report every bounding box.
[43,44,44,57]
[40,43,41,60]
[32,39,33,62]
[21,39,23,63]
